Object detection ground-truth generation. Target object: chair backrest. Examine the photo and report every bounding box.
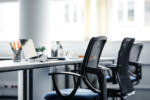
[82,36,107,70]
[81,36,107,99]
[116,38,135,97]
[129,43,143,74]
[129,43,143,62]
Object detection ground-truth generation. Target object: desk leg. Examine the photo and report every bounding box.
[29,69,33,100]
[112,70,117,84]
[19,69,33,100]
[23,70,27,100]
[65,65,69,88]
[18,71,26,100]
[74,63,81,87]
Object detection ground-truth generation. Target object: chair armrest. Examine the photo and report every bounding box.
[48,72,81,77]
[85,67,107,74]
[100,64,117,84]
[98,65,111,71]
[101,64,117,72]
[129,61,142,82]
[129,61,142,75]
[48,71,81,98]
[129,61,142,67]
[70,69,80,73]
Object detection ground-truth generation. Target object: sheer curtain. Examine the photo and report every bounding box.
[85,0,107,40]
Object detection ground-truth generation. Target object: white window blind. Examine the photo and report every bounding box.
[0,2,19,41]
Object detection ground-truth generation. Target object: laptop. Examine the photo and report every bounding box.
[20,39,38,59]
[20,39,65,61]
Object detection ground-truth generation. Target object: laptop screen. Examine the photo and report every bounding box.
[20,39,38,59]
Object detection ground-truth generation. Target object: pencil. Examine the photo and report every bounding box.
[10,42,13,49]
[10,42,14,51]
[18,42,19,50]
[13,42,16,51]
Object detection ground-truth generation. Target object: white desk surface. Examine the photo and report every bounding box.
[0,58,83,72]
[0,57,116,72]
[100,57,116,61]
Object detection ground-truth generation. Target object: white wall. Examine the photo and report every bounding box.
[19,0,51,56]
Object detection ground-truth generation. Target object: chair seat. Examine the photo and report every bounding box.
[44,88,99,100]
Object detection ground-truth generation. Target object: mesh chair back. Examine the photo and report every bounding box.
[82,36,107,69]
[81,36,106,78]
[80,36,107,99]
[129,43,143,74]
[81,37,106,88]
[116,38,135,96]
[129,43,143,62]
[82,36,106,69]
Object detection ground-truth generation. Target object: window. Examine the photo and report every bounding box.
[49,0,106,41]
[145,0,150,25]
[0,1,19,41]
[108,0,150,41]
[117,1,123,21]
[49,0,85,41]
[128,0,134,21]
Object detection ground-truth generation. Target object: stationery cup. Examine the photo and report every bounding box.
[10,41,23,62]
[13,50,22,62]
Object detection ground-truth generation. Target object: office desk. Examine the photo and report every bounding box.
[0,59,83,100]
[0,57,115,100]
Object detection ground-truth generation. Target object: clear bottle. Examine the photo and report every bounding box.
[57,41,64,57]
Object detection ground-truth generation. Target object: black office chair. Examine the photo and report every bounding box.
[44,36,107,100]
[128,43,143,85]
[106,43,143,85]
[107,38,135,100]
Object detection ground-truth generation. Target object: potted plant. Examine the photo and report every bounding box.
[36,46,46,54]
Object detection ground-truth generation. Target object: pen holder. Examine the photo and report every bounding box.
[13,50,22,62]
